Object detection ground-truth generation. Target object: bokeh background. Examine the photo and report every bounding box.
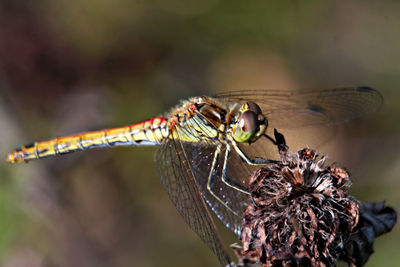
[0,1,399,266]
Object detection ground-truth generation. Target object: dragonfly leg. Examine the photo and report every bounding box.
[206,144,240,217]
[232,140,279,165]
[221,144,250,195]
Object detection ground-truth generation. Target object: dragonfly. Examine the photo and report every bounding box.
[6,87,383,266]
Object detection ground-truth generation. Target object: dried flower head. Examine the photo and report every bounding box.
[233,147,360,267]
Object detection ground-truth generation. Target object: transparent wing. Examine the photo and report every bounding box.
[155,135,231,266]
[214,87,383,128]
[179,137,283,237]
[180,140,253,236]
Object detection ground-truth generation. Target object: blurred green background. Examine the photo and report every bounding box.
[0,1,399,266]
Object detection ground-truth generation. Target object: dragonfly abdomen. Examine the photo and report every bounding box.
[6,117,169,163]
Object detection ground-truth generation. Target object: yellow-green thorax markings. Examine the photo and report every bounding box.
[167,96,227,142]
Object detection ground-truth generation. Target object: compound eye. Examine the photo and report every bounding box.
[233,111,258,143]
[247,101,262,115]
[239,111,257,132]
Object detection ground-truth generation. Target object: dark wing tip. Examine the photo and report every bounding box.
[307,104,325,115]
[356,86,375,92]
[355,86,384,109]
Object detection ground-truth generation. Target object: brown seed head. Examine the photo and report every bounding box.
[233,148,360,267]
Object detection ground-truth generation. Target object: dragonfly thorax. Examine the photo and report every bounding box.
[231,101,268,143]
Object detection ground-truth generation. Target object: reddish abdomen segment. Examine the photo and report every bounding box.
[6,117,168,163]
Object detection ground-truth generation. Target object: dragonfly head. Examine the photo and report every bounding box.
[232,101,268,143]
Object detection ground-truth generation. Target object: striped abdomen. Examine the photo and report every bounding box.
[6,117,169,164]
